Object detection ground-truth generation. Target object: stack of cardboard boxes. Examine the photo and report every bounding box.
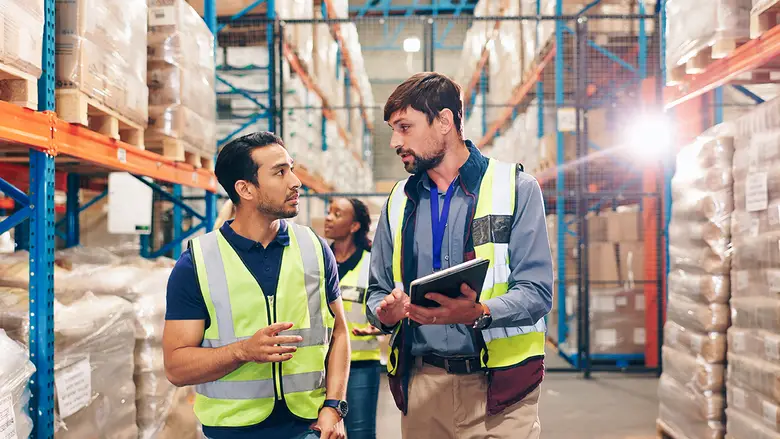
[0,0,44,108]
[726,97,780,439]
[657,128,734,439]
[549,208,647,355]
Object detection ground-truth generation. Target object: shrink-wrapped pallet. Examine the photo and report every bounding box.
[147,0,216,155]
[1,0,45,80]
[55,0,149,125]
[0,288,137,438]
[0,328,35,439]
[659,125,734,439]
[665,0,752,81]
[726,97,780,439]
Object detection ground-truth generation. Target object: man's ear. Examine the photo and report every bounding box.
[234,180,254,202]
[438,109,454,136]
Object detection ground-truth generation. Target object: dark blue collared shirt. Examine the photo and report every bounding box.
[165,219,340,439]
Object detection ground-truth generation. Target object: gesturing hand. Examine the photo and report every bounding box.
[352,324,383,336]
[376,288,410,327]
[404,283,483,326]
[236,322,303,363]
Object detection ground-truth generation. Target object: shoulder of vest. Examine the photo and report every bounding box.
[188,229,217,249]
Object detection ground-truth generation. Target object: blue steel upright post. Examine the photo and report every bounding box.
[172,184,183,258]
[204,0,218,232]
[31,0,57,437]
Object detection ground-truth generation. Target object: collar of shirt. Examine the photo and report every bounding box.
[219,219,291,251]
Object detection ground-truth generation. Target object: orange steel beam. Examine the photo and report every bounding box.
[54,121,217,192]
[477,46,556,149]
[295,165,333,193]
[462,22,501,112]
[283,42,352,150]
[0,102,54,152]
[323,0,374,131]
[665,23,780,108]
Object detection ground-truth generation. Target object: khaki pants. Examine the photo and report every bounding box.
[401,360,541,439]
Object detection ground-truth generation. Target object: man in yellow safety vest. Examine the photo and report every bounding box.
[366,73,554,439]
[162,132,351,439]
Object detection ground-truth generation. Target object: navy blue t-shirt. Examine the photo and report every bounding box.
[165,219,340,439]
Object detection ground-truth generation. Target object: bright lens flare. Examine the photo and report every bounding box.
[623,113,674,160]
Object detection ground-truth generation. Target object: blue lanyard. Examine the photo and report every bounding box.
[430,180,457,271]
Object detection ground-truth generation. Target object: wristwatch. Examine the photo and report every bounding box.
[472,302,493,330]
[321,399,349,418]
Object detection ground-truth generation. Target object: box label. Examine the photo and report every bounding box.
[616,296,628,307]
[149,6,177,27]
[733,387,746,409]
[635,298,645,311]
[54,356,92,419]
[633,328,645,345]
[557,108,577,133]
[593,296,616,313]
[763,401,777,425]
[595,329,617,347]
[766,339,780,361]
[746,172,768,212]
[769,270,780,292]
[0,393,17,439]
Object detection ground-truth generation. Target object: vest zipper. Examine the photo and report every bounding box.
[264,294,283,401]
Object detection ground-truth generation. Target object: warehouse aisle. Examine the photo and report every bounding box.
[375,353,660,439]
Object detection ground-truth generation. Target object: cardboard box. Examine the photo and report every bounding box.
[606,210,643,242]
[540,132,577,164]
[618,241,645,282]
[588,242,619,283]
[588,215,608,242]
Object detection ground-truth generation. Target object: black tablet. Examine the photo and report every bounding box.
[409,258,489,309]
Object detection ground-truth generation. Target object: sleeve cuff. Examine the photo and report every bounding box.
[484,297,514,328]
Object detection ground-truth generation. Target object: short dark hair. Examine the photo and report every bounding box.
[383,72,463,138]
[348,198,372,250]
[215,131,285,204]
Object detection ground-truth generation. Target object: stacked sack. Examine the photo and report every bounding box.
[0,288,138,438]
[55,0,149,125]
[147,0,217,157]
[726,97,780,439]
[658,126,734,439]
[0,329,36,438]
[55,249,200,439]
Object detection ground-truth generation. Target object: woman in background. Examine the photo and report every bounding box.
[325,198,382,439]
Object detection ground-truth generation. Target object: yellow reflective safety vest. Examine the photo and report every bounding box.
[189,223,334,427]
[385,159,546,374]
[340,250,381,362]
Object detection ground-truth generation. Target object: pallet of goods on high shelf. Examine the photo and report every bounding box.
[665,0,754,84]
[147,0,217,170]
[725,97,780,439]
[751,0,780,38]
[0,0,44,110]
[55,0,148,148]
[656,125,734,439]
[0,328,36,439]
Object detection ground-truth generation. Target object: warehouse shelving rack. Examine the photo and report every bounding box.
[460,2,664,376]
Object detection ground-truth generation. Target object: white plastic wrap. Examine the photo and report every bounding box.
[1,0,45,79]
[665,0,752,75]
[0,329,35,439]
[147,0,216,155]
[55,0,149,125]
[0,288,138,438]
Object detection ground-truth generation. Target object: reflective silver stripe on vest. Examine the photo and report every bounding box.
[491,160,514,216]
[352,339,380,352]
[481,319,547,343]
[282,224,330,347]
[199,231,237,343]
[196,379,275,400]
[282,370,325,394]
[345,303,368,323]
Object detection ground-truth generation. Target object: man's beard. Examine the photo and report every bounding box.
[399,143,446,174]
[256,193,299,219]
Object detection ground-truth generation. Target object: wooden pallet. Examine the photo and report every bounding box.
[0,62,38,109]
[145,136,215,170]
[56,89,144,149]
[751,0,780,39]
[666,39,751,85]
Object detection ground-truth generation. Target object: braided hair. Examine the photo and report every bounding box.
[348,198,372,251]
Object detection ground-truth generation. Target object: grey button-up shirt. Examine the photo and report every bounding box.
[366,162,554,357]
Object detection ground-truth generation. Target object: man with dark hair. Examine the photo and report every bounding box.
[367,72,553,438]
[163,132,351,439]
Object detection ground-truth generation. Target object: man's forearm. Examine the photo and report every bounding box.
[166,342,245,387]
[325,319,350,400]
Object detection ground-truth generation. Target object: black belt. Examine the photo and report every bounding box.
[421,354,483,375]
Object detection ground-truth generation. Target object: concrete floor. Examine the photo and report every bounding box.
[376,349,660,439]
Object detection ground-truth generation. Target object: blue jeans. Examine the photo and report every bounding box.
[345,362,382,439]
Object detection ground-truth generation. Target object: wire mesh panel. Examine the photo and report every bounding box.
[212,8,666,375]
